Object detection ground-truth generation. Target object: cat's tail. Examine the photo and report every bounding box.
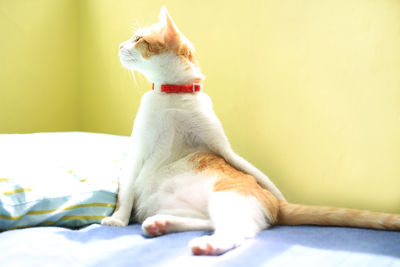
[277,201,400,231]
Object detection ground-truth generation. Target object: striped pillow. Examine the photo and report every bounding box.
[0,132,128,230]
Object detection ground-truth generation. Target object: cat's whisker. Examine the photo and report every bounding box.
[130,70,138,86]
[129,20,140,33]
[130,18,146,34]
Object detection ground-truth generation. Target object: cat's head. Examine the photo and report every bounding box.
[119,6,204,85]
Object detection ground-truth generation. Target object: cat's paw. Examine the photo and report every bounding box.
[189,235,242,256]
[101,216,128,227]
[142,215,170,237]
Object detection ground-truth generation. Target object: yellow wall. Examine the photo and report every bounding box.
[1,0,399,213]
[0,0,79,132]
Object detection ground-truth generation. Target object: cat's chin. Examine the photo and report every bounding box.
[119,50,139,67]
[119,58,137,71]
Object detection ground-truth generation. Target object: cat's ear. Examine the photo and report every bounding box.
[159,6,180,47]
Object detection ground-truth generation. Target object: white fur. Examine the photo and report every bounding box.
[102,7,284,255]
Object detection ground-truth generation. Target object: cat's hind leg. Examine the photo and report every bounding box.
[142,215,213,237]
[189,191,273,255]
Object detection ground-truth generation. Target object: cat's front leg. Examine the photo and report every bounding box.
[102,142,139,227]
[101,181,133,227]
[101,169,136,226]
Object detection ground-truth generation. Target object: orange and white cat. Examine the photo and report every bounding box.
[101,6,400,255]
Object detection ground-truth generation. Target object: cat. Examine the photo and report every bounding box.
[101,6,400,255]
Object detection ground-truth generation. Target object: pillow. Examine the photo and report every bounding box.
[0,132,128,230]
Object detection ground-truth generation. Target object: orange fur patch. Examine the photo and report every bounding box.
[135,37,169,59]
[190,153,279,222]
[278,201,400,230]
[134,29,197,64]
[190,153,400,230]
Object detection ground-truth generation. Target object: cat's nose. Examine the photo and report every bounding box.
[119,44,124,50]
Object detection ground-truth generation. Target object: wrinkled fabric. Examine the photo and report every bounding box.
[0,224,399,267]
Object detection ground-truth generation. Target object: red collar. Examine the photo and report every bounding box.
[152,83,202,93]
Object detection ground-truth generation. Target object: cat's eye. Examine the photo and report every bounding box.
[133,36,142,42]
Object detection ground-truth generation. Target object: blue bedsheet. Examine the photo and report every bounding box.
[1,224,399,267]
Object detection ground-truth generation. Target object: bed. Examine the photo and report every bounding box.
[1,132,399,266]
